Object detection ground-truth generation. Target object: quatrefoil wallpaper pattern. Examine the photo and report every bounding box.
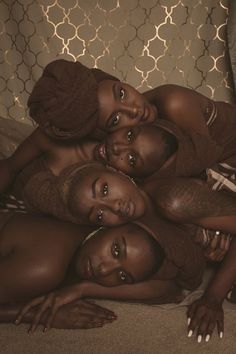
[0,0,234,125]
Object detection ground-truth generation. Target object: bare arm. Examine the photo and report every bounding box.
[80,278,182,304]
[153,178,236,234]
[144,84,211,136]
[16,278,182,331]
[0,301,116,330]
[187,237,236,340]
[0,128,54,194]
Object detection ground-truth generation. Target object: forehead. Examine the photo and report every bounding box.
[75,166,129,192]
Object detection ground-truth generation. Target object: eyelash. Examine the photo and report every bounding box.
[127,130,133,142]
[112,242,120,257]
[119,270,127,282]
[96,210,103,223]
[102,183,108,196]
[111,113,120,127]
[120,87,125,101]
[111,242,127,282]
[128,153,136,166]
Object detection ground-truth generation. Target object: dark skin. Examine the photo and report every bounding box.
[2,146,236,339]
[97,81,236,138]
[0,212,178,332]
[142,177,236,342]
[1,80,236,339]
[94,125,178,178]
[1,81,235,192]
[0,213,117,329]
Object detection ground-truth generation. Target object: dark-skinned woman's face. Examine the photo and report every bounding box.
[75,224,158,287]
[69,165,146,226]
[97,80,157,132]
[94,125,172,177]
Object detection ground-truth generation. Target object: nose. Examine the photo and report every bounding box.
[101,198,124,217]
[110,141,126,156]
[125,104,139,118]
[98,260,119,276]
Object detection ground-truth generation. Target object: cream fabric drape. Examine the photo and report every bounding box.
[0,0,234,126]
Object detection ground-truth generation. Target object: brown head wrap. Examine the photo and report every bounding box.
[28,59,119,139]
[13,160,105,225]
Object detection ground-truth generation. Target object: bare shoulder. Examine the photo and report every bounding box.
[152,177,236,223]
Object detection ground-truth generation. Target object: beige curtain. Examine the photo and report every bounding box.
[0,0,234,126]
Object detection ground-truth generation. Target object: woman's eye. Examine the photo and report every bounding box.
[119,270,127,282]
[113,242,120,257]
[120,88,125,101]
[127,130,133,142]
[102,183,108,196]
[111,113,120,127]
[128,153,136,166]
[97,210,103,223]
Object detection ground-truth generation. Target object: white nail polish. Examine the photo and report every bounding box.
[205,334,210,342]
[220,331,223,338]
[197,335,202,343]
[187,317,191,325]
[188,330,193,337]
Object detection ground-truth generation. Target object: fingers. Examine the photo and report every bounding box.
[187,301,197,320]
[209,234,219,249]
[82,301,117,319]
[217,312,224,339]
[75,313,116,330]
[205,233,231,262]
[186,299,224,342]
[15,296,45,325]
[187,305,205,336]
[29,294,54,333]
[44,300,60,331]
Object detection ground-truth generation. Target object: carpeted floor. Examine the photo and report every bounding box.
[1,300,236,354]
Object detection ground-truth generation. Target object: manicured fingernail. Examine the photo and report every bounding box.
[205,334,210,342]
[108,315,117,319]
[187,317,191,325]
[227,291,232,300]
[188,330,193,337]
[220,331,223,338]
[197,335,202,343]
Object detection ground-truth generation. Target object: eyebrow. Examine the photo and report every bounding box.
[133,127,144,168]
[106,83,119,129]
[87,178,99,222]
[92,177,99,198]
[121,236,136,283]
[121,235,127,258]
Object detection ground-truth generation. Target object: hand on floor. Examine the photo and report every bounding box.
[186,295,224,343]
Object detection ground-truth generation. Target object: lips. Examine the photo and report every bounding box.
[119,199,135,218]
[85,257,95,279]
[140,106,149,122]
[95,143,107,162]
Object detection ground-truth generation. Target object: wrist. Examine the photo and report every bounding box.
[203,291,224,306]
[78,281,98,298]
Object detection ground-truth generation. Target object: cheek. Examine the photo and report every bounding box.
[110,156,130,173]
[74,191,91,214]
[102,212,128,226]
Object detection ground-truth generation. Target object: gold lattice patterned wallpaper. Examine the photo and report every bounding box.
[0,0,234,125]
